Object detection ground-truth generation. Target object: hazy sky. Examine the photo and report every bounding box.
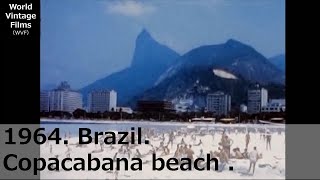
[41,0,285,89]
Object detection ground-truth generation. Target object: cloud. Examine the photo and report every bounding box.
[106,0,155,17]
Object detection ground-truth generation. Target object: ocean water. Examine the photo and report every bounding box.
[40,119,285,137]
[41,122,181,137]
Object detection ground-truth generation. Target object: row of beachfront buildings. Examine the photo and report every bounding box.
[40,81,128,114]
[40,82,285,116]
[205,85,285,115]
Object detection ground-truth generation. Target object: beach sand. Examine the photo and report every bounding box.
[40,121,285,179]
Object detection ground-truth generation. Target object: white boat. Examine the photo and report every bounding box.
[259,118,285,125]
[219,118,236,124]
[190,116,215,122]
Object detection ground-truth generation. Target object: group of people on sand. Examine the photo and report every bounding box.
[141,129,262,174]
[260,130,272,150]
[145,128,266,174]
[45,126,278,178]
[213,130,263,174]
[173,144,194,162]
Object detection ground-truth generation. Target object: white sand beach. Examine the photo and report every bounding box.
[40,120,285,179]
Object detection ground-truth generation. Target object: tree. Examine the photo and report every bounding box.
[119,107,123,120]
[73,108,87,119]
[64,112,72,119]
[96,111,102,119]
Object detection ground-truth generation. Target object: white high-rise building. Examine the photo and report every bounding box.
[40,81,83,113]
[88,90,117,113]
[207,91,231,115]
[49,90,83,113]
[247,85,268,114]
[40,91,50,112]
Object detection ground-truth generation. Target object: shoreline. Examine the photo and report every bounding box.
[40,118,285,129]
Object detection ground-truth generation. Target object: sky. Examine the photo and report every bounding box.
[41,0,285,89]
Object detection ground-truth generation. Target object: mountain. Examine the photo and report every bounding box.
[157,39,284,85]
[132,39,285,109]
[80,29,180,106]
[269,54,285,72]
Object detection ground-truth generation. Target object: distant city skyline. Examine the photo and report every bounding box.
[41,0,285,89]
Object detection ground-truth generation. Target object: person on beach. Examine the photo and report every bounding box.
[168,131,174,147]
[99,139,104,151]
[191,134,197,142]
[220,131,227,146]
[118,145,124,154]
[174,144,180,158]
[209,150,216,158]
[248,146,259,175]
[126,146,132,159]
[162,144,170,156]
[232,147,244,159]
[222,135,233,158]
[220,147,229,162]
[183,144,189,157]
[148,145,156,155]
[217,147,228,172]
[197,149,206,168]
[46,135,50,147]
[242,148,249,159]
[180,138,186,145]
[173,145,182,164]
[161,133,165,141]
[212,131,215,142]
[109,144,116,150]
[266,131,272,150]
[186,145,194,170]
[208,150,218,170]
[198,149,205,159]
[66,145,72,158]
[186,145,195,163]
[222,129,226,139]
[113,170,119,180]
[112,152,118,162]
[156,141,164,151]
[51,155,60,171]
[134,149,142,158]
[246,131,250,149]
[194,139,203,146]
[178,145,184,160]
[50,145,53,154]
